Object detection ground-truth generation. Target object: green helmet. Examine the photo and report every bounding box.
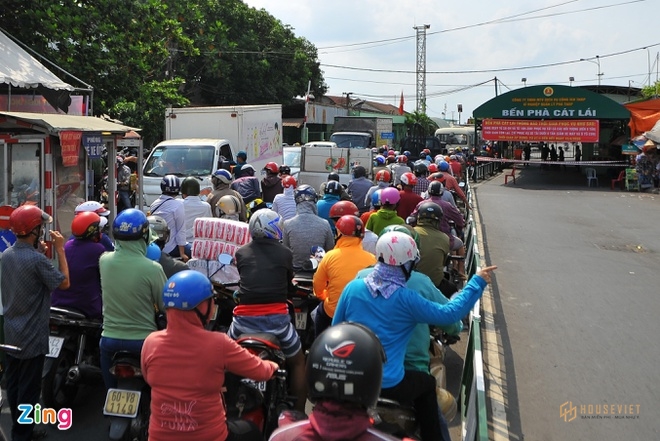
[181,177,201,196]
[380,224,420,248]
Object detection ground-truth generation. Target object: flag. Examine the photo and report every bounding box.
[398,91,404,115]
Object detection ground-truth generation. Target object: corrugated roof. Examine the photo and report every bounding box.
[0,111,139,134]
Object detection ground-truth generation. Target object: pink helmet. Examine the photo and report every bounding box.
[380,187,401,205]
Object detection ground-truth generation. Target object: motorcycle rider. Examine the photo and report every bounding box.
[207,169,247,221]
[230,164,261,204]
[312,215,376,337]
[397,172,423,220]
[229,209,307,412]
[316,181,342,234]
[142,270,277,441]
[147,215,189,278]
[282,185,334,273]
[73,200,114,251]
[99,209,167,389]
[329,200,377,255]
[216,195,243,221]
[271,175,297,221]
[332,231,496,441]
[412,202,451,290]
[2,205,69,441]
[269,323,400,441]
[412,162,430,196]
[52,212,106,319]
[364,187,404,236]
[150,175,190,261]
[117,155,133,213]
[181,176,212,243]
[261,162,284,203]
[347,165,373,214]
[365,169,392,210]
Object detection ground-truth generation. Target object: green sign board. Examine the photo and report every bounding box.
[621,144,639,155]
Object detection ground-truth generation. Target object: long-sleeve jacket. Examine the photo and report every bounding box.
[313,237,376,318]
[141,307,277,441]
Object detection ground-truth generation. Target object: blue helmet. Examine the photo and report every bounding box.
[161,175,181,194]
[212,169,233,185]
[403,150,411,157]
[146,242,161,261]
[371,188,383,208]
[112,209,149,241]
[294,184,318,204]
[438,161,450,172]
[162,270,213,310]
[374,155,386,165]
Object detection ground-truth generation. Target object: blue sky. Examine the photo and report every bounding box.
[243,0,659,121]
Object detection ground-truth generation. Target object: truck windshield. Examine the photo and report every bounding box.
[144,145,215,177]
[329,134,370,149]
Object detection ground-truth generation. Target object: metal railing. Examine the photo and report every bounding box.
[470,160,504,182]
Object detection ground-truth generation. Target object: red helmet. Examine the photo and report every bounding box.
[400,172,418,187]
[10,205,52,237]
[335,215,364,238]
[375,169,391,183]
[427,163,439,173]
[396,155,408,163]
[329,201,359,220]
[71,211,102,241]
[421,148,431,156]
[387,150,396,156]
[263,162,279,174]
[282,175,297,188]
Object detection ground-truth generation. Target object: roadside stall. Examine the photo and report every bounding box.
[0,111,138,252]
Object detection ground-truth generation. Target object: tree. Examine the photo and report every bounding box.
[641,81,660,99]
[404,111,439,137]
[0,0,327,146]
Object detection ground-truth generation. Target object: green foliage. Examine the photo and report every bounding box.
[0,0,327,146]
[641,81,660,99]
[405,111,439,136]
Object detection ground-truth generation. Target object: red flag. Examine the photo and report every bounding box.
[398,91,404,115]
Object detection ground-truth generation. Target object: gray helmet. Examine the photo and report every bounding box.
[148,215,170,243]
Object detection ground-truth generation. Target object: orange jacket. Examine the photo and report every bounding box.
[313,236,377,317]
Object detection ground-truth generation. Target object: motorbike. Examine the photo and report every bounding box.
[105,351,150,441]
[42,307,103,409]
[291,246,324,353]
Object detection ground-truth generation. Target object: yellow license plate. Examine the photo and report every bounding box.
[103,389,141,417]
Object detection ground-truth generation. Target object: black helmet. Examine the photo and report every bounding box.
[327,172,340,182]
[413,162,428,177]
[427,180,445,196]
[160,175,181,194]
[295,184,318,204]
[279,165,291,176]
[325,180,342,196]
[416,201,443,223]
[353,165,367,178]
[307,322,386,408]
[180,177,201,196]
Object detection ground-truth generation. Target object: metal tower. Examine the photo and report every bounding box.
[414,24,430,113]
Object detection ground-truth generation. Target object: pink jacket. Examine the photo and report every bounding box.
[141,308,277,441]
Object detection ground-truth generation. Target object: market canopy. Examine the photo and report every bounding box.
[0,30,74,91]
[0,111,138,135]
[624,98,660,138]
[474,85,630,120]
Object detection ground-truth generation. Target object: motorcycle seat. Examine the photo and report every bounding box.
[236,333,281,350]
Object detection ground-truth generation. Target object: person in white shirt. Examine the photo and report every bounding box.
[272,175,297,221]
[150,175,190,262]
[180,177,212,243]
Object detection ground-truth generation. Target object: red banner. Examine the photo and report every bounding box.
[60,131,82,167]
[482,119,599,142]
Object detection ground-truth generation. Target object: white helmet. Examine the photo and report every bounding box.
[375,231,420,267]
[248,209,283,240]
[217,195,241,216]
[75,200,110,216]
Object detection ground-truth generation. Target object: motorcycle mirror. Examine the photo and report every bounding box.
[218,253,233,266]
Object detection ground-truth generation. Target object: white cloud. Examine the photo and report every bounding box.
[243,0,660,119]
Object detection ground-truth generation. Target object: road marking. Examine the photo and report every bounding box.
[472,190,511,441]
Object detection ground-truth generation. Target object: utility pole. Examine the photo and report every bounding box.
[414,24,430,114]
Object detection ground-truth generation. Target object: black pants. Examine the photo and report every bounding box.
[227,418,261,441]
[380,370,446,441]
[6,354,45,441]
[313,303,333,338]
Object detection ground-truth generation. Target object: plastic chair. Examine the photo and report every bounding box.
[586,168,598,187]
[610,170,625,190]
[504,166,516,184]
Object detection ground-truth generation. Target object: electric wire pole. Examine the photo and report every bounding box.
[414,24,430,113]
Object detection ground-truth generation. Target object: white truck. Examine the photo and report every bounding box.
[297,145,374,192]
[142,104,282,206]
[329,116,394,149]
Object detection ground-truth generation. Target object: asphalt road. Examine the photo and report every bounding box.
[475,166,660,440]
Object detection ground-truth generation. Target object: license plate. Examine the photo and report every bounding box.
[46,336,64,358]
[295,311,307,330]
[242,379,267,392]
[103,389,141,417]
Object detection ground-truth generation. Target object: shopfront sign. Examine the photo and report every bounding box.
[482,119,599,142]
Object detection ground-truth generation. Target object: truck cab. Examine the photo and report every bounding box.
[329,132,373,149]
[142,138,233,207]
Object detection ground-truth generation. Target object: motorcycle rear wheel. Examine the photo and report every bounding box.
[42,348,78,409]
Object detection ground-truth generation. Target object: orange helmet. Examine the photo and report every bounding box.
[71,212,102,241]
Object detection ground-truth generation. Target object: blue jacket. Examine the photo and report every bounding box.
[316,194,340,234]
[333,274,487,388]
